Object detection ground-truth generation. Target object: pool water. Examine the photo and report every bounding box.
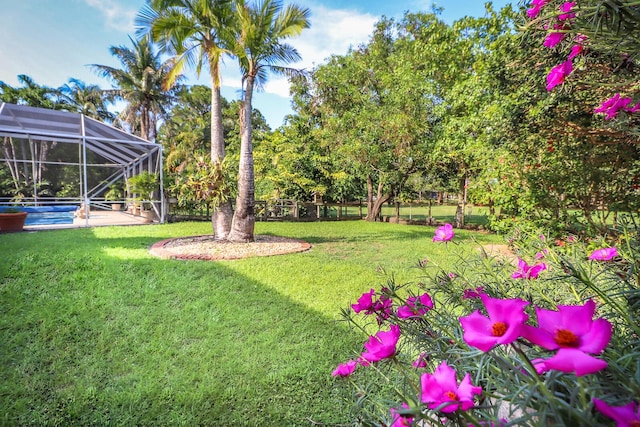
[25,212,75,226]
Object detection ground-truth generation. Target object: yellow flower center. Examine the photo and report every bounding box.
[492,322,508,337]
[444,391,458,401]
[554,329,580,347]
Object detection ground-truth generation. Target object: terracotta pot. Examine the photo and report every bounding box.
[0,212,28,232]
[141,210,156,223]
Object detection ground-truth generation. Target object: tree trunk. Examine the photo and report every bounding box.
[140,106,149,141]
[365,175,374,220]
[365,178,391,221]
[228,76,256,242]
[454,173,466,228]
[210,73,233,240]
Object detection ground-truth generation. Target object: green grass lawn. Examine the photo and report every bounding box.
[0,220,503,426]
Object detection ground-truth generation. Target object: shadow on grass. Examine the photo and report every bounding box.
[0,228,363,426]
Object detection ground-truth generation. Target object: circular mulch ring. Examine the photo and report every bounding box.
[149,234,312,260]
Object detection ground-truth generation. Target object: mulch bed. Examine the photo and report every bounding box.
[149,234,312,261]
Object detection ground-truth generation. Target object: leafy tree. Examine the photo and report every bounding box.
[226,0,310,242]
[0,75,62,109]
[91,36,178,141]
[58,78,115,122]
[431,5,519,227]
[310,14,453,221]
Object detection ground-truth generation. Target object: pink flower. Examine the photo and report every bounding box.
[413,352,429,368]
[462,286,485,300]
[547,60,573,90]
[351,288,394,323]
[568,44,583,59]
[627,101,640,113]
[421,361,482,413]
[535,249,548,260]
[433,223,454,242]
[558,2,577,21]
[351,289,375,313]
[390,403,414,427]
[543,24,566,48]
[511,258,547,279]
[397,293,434,319]
[460,294,529,352]
[522,299,612,376]
[527,0,549,18]
[593,398,640,427]
[361,324,401,363]
[589,247,618,261]
[332,359,357,377]
[595,94,633,119]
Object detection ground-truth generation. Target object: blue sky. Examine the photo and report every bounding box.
[0,0,515,129]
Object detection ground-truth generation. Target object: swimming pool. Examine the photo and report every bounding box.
[25,212,75,226]
[0,205,78,226]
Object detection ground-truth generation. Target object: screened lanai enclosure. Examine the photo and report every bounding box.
[0,103,164,225]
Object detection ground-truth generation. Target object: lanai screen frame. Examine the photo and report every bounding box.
[0,102,165,225]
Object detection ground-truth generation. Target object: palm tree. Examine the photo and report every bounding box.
[58,78,115,122]
[136,0,236,240]
[226,0,310,242]
[91,36,177,141]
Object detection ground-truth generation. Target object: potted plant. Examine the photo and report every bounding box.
[127,172,158,221]
[0,207,28,232]
[104,185,124,211]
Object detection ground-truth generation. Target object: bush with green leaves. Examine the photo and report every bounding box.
[332,220,640,426]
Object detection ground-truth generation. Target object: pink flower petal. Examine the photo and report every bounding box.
[593,399,640,425]
[579,318,613,354]
[588,247,618,261]
[460,311,501,352]
[421,361,481,413]
[460,296,529,352]
[547,60,573,91]
[433,223,454,242]
[567,44,583,60]
[332,359,358,377]
[541,348,608,376]
[361,324,401,362]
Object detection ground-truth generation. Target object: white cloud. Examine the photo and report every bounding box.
[293,4,377,69]
[254,3,377,98]
[84,0,137,33]
[264,77,292,98]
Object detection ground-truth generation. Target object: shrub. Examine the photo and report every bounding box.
[332,220,640,426]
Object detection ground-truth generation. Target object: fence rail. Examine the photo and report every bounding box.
[167,199,492,227]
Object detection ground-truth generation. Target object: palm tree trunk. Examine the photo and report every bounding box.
[140,107,149,141]
[228,76,256,242]
[210,75,233,240]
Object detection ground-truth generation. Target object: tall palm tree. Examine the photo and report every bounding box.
[58,78,115,122]
[226,0,310,242]
[91,36,177,141]
[136,0,236,240]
